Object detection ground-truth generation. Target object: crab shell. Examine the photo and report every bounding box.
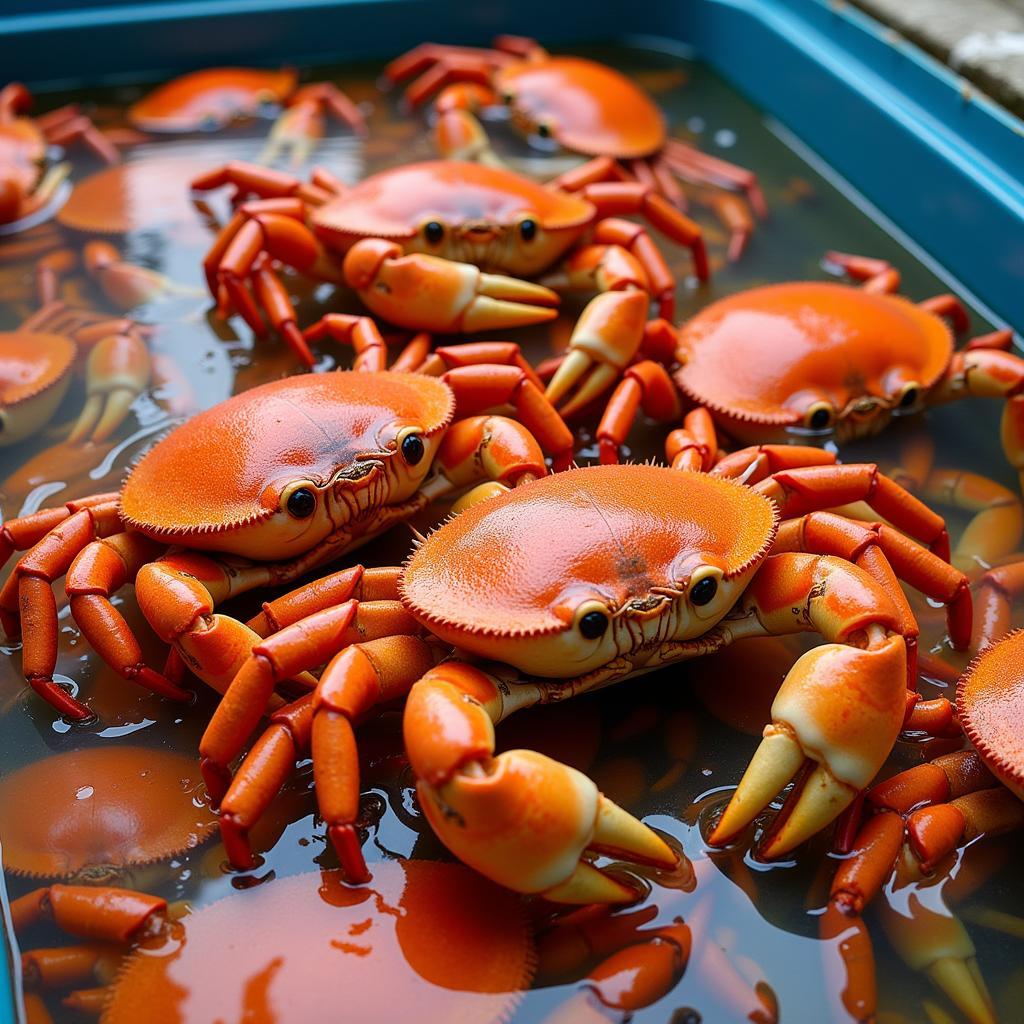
[119,371,454,560]
[58,157,213,235]
[102,861,532,1024]
[127,68,298,132]
[0,746,216,880]
[0,330,75,446]
[400,463,777,677]
[673,282,953,444]
[312,160,593,278]
[495,56,666,160]
[957,630,1024,802]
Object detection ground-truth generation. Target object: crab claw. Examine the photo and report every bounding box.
[709,634,906,857]
[416,748,676,903]
[342,238,559,333]
[545,290,648,416]
[83,241,186,311]
[67,330,150,444]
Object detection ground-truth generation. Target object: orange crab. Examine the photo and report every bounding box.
[0,82,118,233]
[199,459,971,902]
[15,860,691,1023]
[0,350,571,722]
[0,301,150,447]
[822,629,1024,1024]
[384,36,766,260]
[190,158,706,372]
[126,67,366,164]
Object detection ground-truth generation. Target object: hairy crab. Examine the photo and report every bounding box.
[127,67,366,164]
[823,628,1024,1024]
[15,859,691,1023]
[0,349,571,721]
[199,458,971,902]
[384,36,765,260]
[0,301,150,447]
[0,82,118,234]
[190,158,707,377]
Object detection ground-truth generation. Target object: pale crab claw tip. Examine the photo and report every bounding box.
[928,957,996,1024]
[544,349,593,407]
[477,271,559,306]
[592,794,678,869]
[758,764,855,859]
[542,862,639,905]
[708,728,804,847]
[461,296,559,332]
[556,363,620,418]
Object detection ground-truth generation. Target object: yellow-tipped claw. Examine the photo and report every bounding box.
[68,332,150,444]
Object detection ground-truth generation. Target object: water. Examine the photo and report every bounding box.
[1,44,1022,1024]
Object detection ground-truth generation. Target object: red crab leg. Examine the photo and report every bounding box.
[199,599,418,805]
[0,493,117,575]
[416,341,545,391]
[708,552,909,857]
[595,360,682,463]
[383,43,514,105]
[405,660,678,901]
[918,293,971,333]
[823,251,901,293]
[21,945,121,995]
[662,139,768,218]
[666,407,719,472]
[83,240,181,311]
[12,886,166,943]
[40,107,120,166]
[303,313,407,371]
[975,561,1024,647]
[260,82,367,165]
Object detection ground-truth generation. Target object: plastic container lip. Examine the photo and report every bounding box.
[1,1,1022,1021]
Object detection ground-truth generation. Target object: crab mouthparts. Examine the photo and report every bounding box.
[335,459,381,485]
[460,222,500,243]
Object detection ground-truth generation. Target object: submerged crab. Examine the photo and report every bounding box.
[384,37,766,260]
[0,82,118,234]
[200,458,970,900]
[823,629,1024,1024]
[190,158,707,377]
[15,860,690,1023]
[0,347,571,721]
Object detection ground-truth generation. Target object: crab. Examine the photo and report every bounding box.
[588,252,1024,568]
[821,628,1024,1024]
[0,745,216,884]
[126,67,366,164]
[189,158,707,382]
[0,82,118,234]
[383,36,766,260]
[0,348,571,722]
[195,456,973,903]
[14,860,693,1024]
[0,301,150,447]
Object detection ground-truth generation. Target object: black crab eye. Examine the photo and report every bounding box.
[899,385,920,409]
[519,218,537,242]
[690,576,718,606]
[805,403,834,431]
[286,487,316,518]
[424,221,444,245]
[401,433,425,465]
[579,610,609,639]
[536,123,551,138]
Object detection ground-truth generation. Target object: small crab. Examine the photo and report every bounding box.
[15,860,690,1024]
[384,36,766,260]
[126,67,366,164]
[190,158,706,386]
[0,301,150,447]
[0,344,571,721]
[0,82,118,234]
[823,628,1024,1024]
[200,457,971,901]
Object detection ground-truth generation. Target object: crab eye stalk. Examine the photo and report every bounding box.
[424,221,444,245]
[690,576,718,606]
[286,487,316,519]
[579,610,608,639]
[804,402,834,432]
[898,383,920,409]
[519,218,537,242]
[401,432,425,465]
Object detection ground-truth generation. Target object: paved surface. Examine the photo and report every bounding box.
[851,0,1024,117]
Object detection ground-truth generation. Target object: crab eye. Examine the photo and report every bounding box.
[536,122,551,139]
[690,576,717,606]
[286,487,316,519]
[519,218,537,242]
[424,221,444,245]
[579,610,608,639]
[805,402,835,431]
[502,91,514,105]
[898,383,920,409]
[401,432,425,465]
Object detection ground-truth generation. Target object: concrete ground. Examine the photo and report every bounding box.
[850,0,1024,117]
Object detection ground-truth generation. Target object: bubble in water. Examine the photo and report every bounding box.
[714,128,737,148]
[76,785,94,800]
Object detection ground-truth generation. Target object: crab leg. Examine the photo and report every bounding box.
[341,237,560,333]
[708,552,909,857]
[405,660,678,901]
[12,886,166,944]
[594,360,682,462]
[666,407,719,472]
[975,561,1024,647]
[259,81,368,166]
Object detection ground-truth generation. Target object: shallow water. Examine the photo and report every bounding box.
[1,43,1022,1024]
